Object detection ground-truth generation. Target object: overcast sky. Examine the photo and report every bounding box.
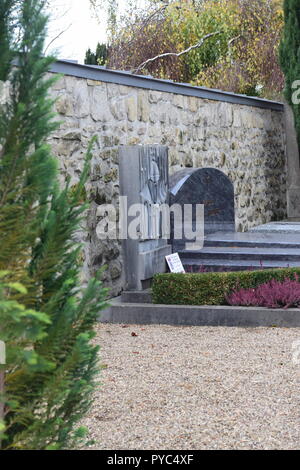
[45,0,108,63]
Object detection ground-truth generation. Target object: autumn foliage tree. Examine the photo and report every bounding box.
[92,0,284,98]
[196,0,284,98]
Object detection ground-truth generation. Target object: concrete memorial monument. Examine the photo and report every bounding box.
[119,145,172,291]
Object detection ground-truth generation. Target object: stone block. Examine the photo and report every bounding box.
[173,94,184,109]
[188,97,198,112]
[126,96,137,122]
[73,81,90,117]
[110,98,126,121]
[138,91,150,122]
[87,79,103,86]
[56,94,74,116]
[91,86,111,121]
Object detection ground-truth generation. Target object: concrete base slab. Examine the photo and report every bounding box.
[121,289,152,303]
[100,297,300,327]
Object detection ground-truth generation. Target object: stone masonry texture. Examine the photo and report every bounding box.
[48,73,287,296]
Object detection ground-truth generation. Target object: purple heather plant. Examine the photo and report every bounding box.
[226,274,300,309]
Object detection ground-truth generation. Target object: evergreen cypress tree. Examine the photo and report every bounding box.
[84,43,108,66]
[85,47,97,65]
[0,0,107,449]
[95,43,108,66]
[279,0,300,154]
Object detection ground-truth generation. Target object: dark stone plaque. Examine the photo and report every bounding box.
[169,168,235,250]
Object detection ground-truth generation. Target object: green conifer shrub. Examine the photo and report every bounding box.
[279,0,300,155]
[0,0,107,449]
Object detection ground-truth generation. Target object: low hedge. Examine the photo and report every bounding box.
[152,268,300,306]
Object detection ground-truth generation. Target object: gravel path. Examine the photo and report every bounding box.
[82,324,300,450]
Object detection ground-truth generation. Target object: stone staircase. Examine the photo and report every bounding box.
[179,230,300,272]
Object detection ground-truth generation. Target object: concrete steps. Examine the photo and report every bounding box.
[181,259,299,273]
[178,231,300,272]
[182,246,300,261]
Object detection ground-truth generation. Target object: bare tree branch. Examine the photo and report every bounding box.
[132,31,223,74]
[227,34,244,64]
[44,22,72,55]
[228,35,243,47]
[122,5,168,51]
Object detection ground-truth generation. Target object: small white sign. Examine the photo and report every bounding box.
[165,253,185,274]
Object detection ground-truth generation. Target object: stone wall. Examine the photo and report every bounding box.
[48,70,287,296]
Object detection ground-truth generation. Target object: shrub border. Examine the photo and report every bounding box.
[152,268,300,306]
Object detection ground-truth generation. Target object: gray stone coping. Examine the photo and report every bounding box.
[205,230,300,245]
[249,222,300,234]
[100,298,300,327]
[50,60,284,111]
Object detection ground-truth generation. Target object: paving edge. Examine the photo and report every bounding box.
[99,298,300,327]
